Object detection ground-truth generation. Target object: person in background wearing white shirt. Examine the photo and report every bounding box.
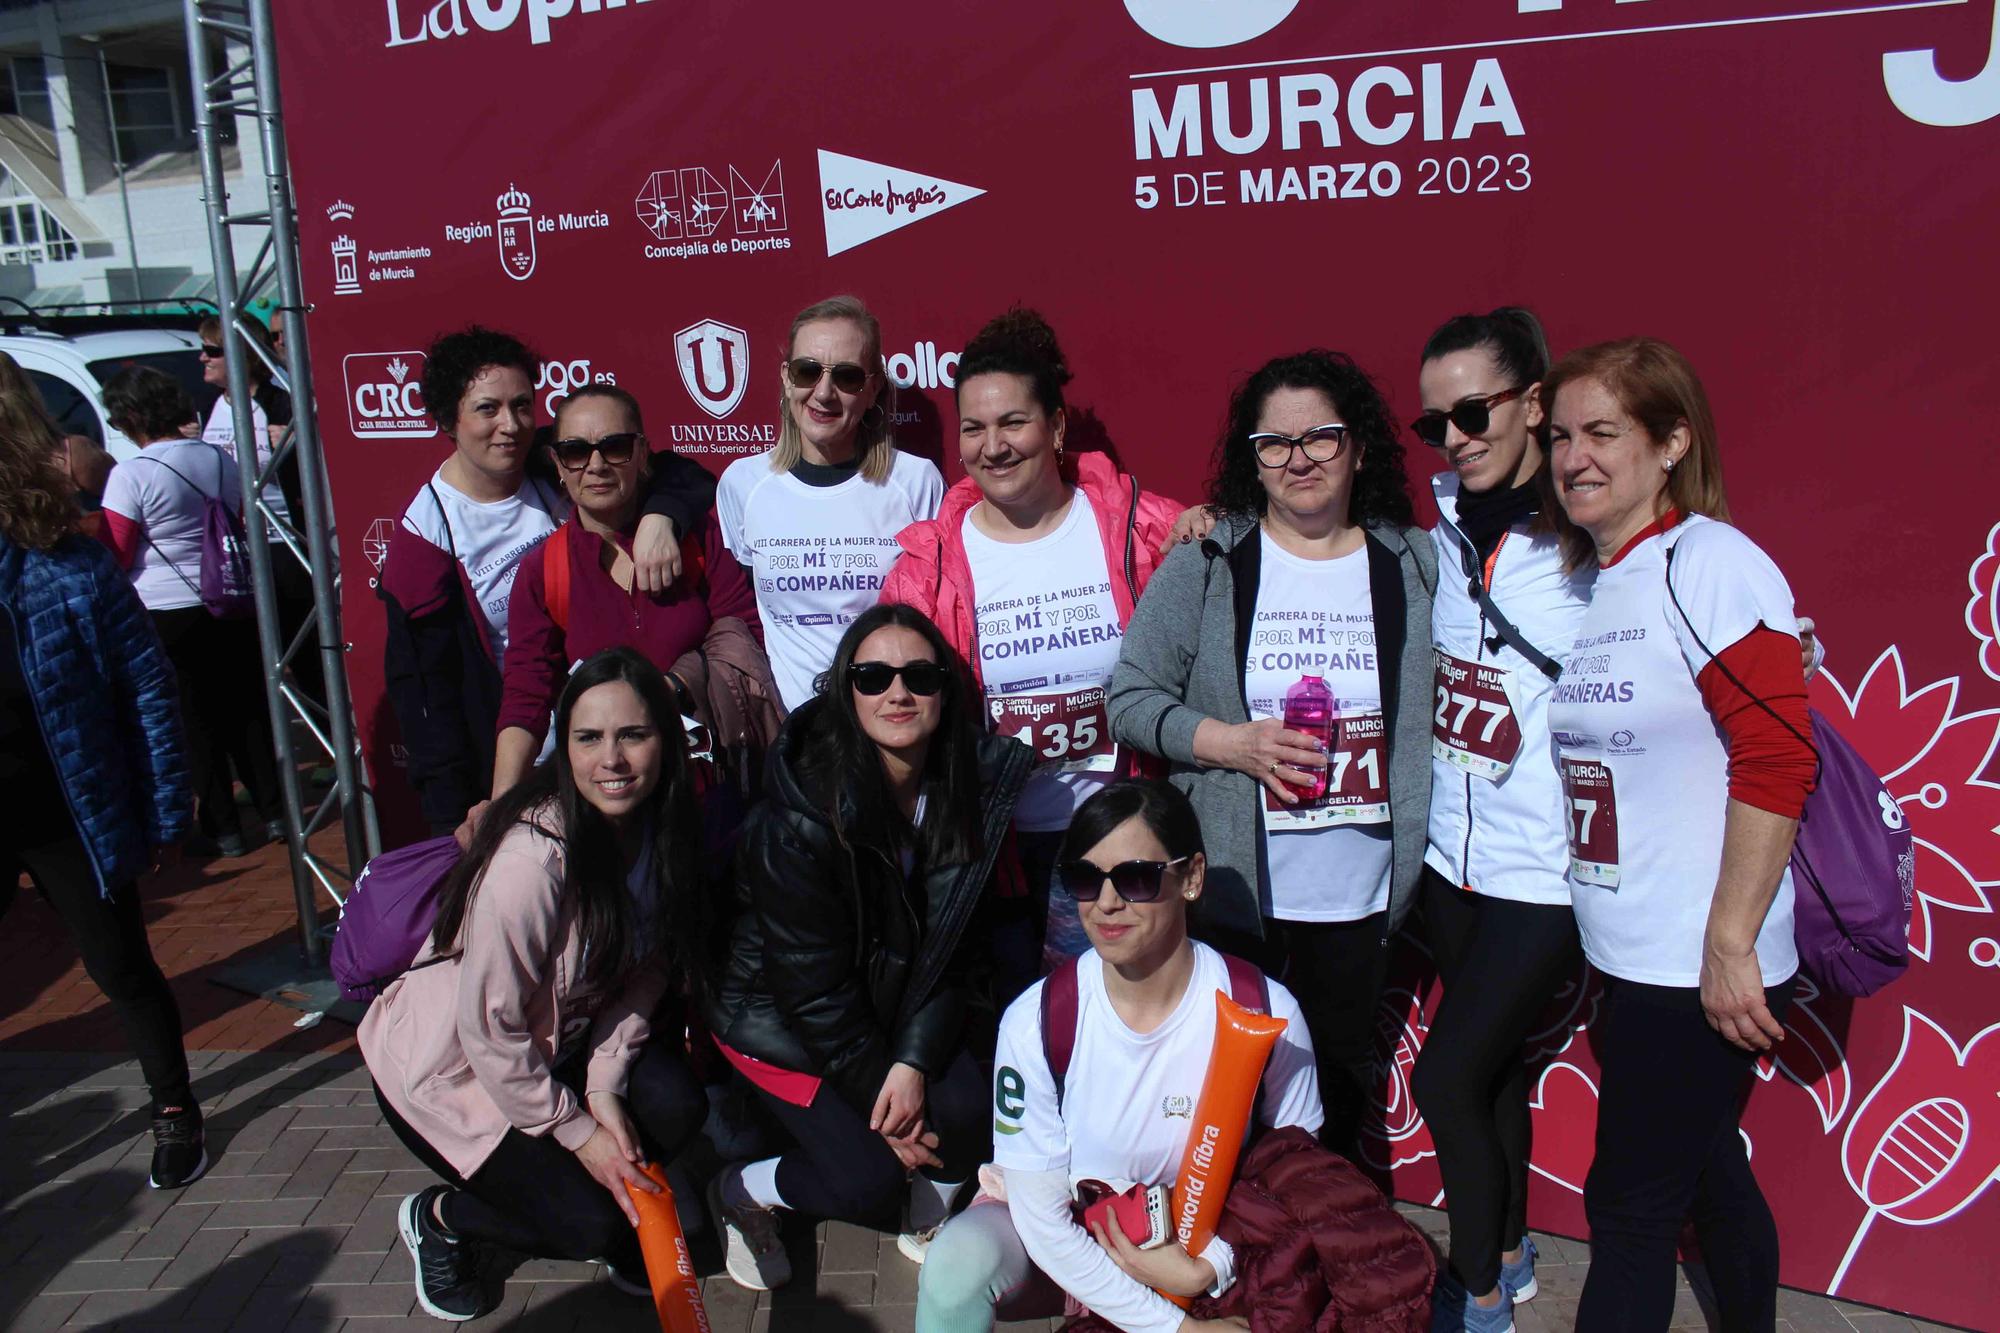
[717,295,945,711]
[916,778,1320,1332]
[1542,338,1815,1333]
[98,366,282,859]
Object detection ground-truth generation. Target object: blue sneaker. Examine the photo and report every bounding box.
[1431,1274,1514,1333]
[1499,1235,1539,1303]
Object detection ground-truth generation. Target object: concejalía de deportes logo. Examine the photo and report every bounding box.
[1125,0,1300,48]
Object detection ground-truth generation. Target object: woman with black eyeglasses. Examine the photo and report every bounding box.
[1108,349,1435,1163]
[490,386,760,796]
[716,295,944,712]
[702,603,1030,1291]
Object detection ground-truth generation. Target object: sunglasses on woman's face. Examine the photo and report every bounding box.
[1410,386,1527,448]
[786,357,871,394]
[551,432,641,470]
[199,344,226,359]
[1058,855,1193,904]
[848,659,947,696]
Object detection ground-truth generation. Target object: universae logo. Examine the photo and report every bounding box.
[674,320,749,420]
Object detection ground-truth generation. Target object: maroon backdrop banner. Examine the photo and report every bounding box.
[276,2,1998,1323]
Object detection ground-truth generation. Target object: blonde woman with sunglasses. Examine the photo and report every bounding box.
[715,296,944,712]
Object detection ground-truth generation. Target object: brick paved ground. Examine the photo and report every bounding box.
[1,838,1968,1331]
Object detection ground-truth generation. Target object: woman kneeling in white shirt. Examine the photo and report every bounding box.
[916,779,1321,1332]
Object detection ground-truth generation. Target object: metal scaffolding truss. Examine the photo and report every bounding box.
[185,0,378,965]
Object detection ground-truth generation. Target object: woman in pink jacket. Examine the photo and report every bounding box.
[880,308,1181,986]
[360,647,712,1322]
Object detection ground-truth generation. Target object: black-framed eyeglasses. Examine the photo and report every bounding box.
[786,357,871,394]
[1411,386,1527,448]
[1248,423,1351,468]
[551,432,642,471]
[199,344,226,359]
[1058,855,1193,904]
[848,659,947,697]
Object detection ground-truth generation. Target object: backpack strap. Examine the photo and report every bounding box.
[1220,952,1270,1015]
[543,524,572,632]
[1449,525,1562,681]
[1040,956,1082,1110]
[424,483,460,561]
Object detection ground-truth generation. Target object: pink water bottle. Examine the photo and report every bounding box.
[1282,674,1334,800]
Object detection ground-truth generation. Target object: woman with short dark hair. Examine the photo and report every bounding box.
[98,365,282,857]
[703,603,1031,1291]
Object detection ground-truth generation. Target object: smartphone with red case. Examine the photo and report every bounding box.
[1076,1179,1172,1249]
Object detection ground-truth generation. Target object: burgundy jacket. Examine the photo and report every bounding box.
[497,510,758,749]
[1070,1127,1435,1333]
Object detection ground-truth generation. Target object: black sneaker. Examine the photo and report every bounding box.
[215,832,248,859]
[398,1187,484,1321]
[264,819,287,845]
[148,1104,208,1189]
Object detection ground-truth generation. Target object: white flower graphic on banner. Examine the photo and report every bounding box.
[1754,975,1853,1133]
[1831,1007,2000,1293]
[1525,1063,1599,1195]
[1810,649,2000,960]
[1362,985,1434,1172]
[1965,523,2000,683]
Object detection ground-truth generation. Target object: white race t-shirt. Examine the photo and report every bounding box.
[202,396,290,530]
[717,449,945,710]
[1244,533,1393,921]
[991,944,1322,1185]
[398,471,561,666]
[962,493,1124,831]
[1546,515,1800,987]
[100,440,242,612]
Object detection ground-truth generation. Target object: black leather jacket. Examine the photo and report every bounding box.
[704,699,1031,1114]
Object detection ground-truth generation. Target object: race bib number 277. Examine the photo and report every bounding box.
[1431,649,1523,782]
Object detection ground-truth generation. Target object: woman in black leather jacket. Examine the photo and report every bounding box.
[703,603,1030,1291]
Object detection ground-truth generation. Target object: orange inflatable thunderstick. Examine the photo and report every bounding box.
[1162,990,1287,1306]
[624,1163,711,1333]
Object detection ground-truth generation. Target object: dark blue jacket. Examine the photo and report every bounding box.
[0,533,192,894]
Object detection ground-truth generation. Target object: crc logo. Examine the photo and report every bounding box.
[343,351,433,439]
[674,320,749,420]
[1124,0,1299,48]
[496,183,535,280]
[635,162,786,240]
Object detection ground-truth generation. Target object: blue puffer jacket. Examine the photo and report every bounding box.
[0,532,191,894]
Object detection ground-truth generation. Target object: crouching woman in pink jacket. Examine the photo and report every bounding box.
[360,647,713,1322]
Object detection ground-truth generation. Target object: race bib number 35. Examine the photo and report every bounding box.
[1560,756,1621,890]
[989,687,1117,773]
[1431,649,1523,782]
[1266,711,1390,830]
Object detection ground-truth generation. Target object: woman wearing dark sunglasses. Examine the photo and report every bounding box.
[916,778,1321,1333]
[490,385,761,796]
[716,295,945,712]
[1108,350,1435,1164]
[702,603,1030,1291]
[881,308,1184,983]
[378,327,717,834]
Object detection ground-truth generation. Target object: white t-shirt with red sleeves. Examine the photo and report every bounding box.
[398,471,562,666]
[1244,533,1394,922]
[1546,515,1801,987]
[961,492,1124,832]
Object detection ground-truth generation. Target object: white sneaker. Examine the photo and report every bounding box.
[896,1223,942,1266]
[598,1258,650,1297]
[707,1169,792,1291]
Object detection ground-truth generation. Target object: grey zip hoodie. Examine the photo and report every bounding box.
[1107,511,1437,944]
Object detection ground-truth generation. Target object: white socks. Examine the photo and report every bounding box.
[734,1158,786,1211]
[908,1173,967,1232]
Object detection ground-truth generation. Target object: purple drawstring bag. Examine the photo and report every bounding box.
[331,835,463,1003]
[1789,710,1916,997]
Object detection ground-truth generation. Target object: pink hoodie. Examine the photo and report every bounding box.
[358,812,670,1177]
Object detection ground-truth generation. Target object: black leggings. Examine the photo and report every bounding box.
[376,1044,707,1271]
[1410,867,1581,1295]
[150,607,280,839]
[751,1049,988,1230]
[1577,973,1797,1333]
[2,820,191,1109]
[1264,913,1390,1162]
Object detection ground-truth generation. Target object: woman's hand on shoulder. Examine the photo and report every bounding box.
[1194,717,1327,802]
[631,513,682,595]
[1090,1212,1215,1298]
[1160,505,1217,555]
